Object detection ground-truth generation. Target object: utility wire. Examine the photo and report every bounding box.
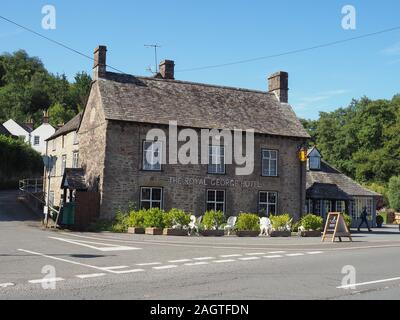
[176,26,400,72]
[1,14,400,74]
[0,15,127,74]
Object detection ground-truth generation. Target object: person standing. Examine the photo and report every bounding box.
[358,207,372,232]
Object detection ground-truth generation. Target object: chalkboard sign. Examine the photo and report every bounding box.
[322,212,352,242]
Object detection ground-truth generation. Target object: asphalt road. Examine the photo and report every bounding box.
[1,190,400,300]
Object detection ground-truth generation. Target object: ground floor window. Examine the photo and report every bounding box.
[206,190,225,213]
[140,187,163,209]
[259,191,277,216]
[324,200,333,215]
[336,200,346,213]
[306,199,313,214]
[349,197,373,220]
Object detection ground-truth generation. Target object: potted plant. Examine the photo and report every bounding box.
[299,214,323,237]
[127,210,146,234]
[200,210,226,237]
[376,215,384,228]
[235,213,260,237]
[163,209,191,236]
[270,214,292,237]
[144,208,165,235]
[342,213,352,230]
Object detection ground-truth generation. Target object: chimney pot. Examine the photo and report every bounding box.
[268,71,289,103]
[93,45,107,79]
[159,60,175,80]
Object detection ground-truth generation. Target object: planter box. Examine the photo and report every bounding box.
[145,228,163,235]
[163,228,188,236]
[128,227,145,234]
[300,230,322,238]
[270,230,291,238]
[200,230,225,237]
[236,231,259,237]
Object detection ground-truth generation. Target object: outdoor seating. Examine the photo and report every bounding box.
[224,216,237,236]
[260,217,272,236]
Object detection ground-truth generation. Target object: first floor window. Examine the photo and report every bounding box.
[72,151,79,168]
[61,155,67,175]
[259,191,277,216]
[262,149,278,177]
[51,157,57,177]
[206,190,225,213]
[34,136,40,146]
[208,145,225,174]
[143,141,162,171]
[140,187,163,209]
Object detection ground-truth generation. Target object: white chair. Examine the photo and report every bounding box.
[260,217,272,236]
[224,216,237,236]
[188,215,202,235]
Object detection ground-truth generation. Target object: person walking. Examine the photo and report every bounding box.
[358,207,372,232]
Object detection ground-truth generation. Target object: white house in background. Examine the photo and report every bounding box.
[2,113,56,155]
[2,119,32,144]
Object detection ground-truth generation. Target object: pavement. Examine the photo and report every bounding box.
[1,189,400,300]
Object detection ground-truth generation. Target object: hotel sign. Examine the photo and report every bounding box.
[169,176,262,189]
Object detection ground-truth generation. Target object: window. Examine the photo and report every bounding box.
[350,198,373,220]
[72,151,79,169]
[208,145,225,174]
[206,190,225,213]
[48,191,55,208]
[62,135,65,149]
[309,156,321,170]
[259,191,277,216]
[52,139,56,151]
[262,149,278,177]
[324,200,332,215]
[34,136,40,146]
[50,158,57,177]
[143,141,162,171]
[336,201,346,213]
[140,187,163,209]
[73,132,79,145]
[61,155,67,175]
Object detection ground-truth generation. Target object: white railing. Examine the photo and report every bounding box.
[19,178,44,194]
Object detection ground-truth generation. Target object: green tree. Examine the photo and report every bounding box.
[388,176,400,211]
[48,102,75,127]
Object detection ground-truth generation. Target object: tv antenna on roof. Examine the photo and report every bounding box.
[145,44,161,74]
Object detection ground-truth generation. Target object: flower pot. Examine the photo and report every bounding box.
[163,228,188,236]
[236,231,259,237]
[270,230,291,237]
[200,230,225,237]
[300,230,322,238]
[128,227,145,234]
[145,227,164,235]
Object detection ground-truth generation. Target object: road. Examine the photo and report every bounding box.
[1,190,400,300]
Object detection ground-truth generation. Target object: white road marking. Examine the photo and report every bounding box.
[239,257,260,261]
[184,262,209,266]
[264,255,283,259]
[101,266,129,271]
[193,257,215,261]
[268,251,286,254]
[245,253,265,256]
[307,251,323,255]
[76,273,106,279]
[112,269,145,274]
[0,283,15,288]
[49,236,140,252]
[168,259,192,263]
[286,253,305,257]
[220,254,242,258]
[214,259,235,263]
[153,265,178,270]
[337,276,400,289]
[29,277,64,284]
[136,262,162,266]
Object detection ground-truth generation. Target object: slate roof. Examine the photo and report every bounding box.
[46,113,82,141]
[97,72,310,139]
[306,160,380,198]
[61,168,88,190]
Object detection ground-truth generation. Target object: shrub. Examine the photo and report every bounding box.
[235,213,260,231]
[342,213,352,228]
[270,214,291,231]
[203,210,226,230]
[143,208,165,228]
[292,221,301,233]
[376,215,384,227]
[128,210,146,228]
[87,219,113,232]
[301,214,323,231]
[388,176,400,211]
[163,209,191,229]
[110,210,130,233]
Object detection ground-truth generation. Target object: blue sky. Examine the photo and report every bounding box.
[1,0,399,119]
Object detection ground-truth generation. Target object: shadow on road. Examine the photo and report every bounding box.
[0,189,41,223]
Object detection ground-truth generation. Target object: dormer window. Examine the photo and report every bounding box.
[307,147,322,171]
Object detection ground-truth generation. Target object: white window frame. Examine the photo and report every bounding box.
[73,132,79,145]
[72,151,79,169]
[48,191,55,208]
[61,155,67,176]
[140,187,163,209]
[33,136,40,146]
[262,149,278,177]
[52,139,56,151]
[50,158,57,177]
[143,141,162,171]
[259,191,278,216]
[206,189,225,213]
[208,145,225,174]
[309,156,321,170]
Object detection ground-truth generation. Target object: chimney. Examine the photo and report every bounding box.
[159,60,175,80]
[93,45,107,79]
[43,110,49,124]
[268,71,289,103]
[25,119,34,131]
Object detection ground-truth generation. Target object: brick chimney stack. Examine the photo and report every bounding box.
[43,110,49,124]
[93,45,107,79]
[159,60,175,80]
[268,71,289,103]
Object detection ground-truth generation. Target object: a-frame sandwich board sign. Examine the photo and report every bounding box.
[322,212,353,242]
